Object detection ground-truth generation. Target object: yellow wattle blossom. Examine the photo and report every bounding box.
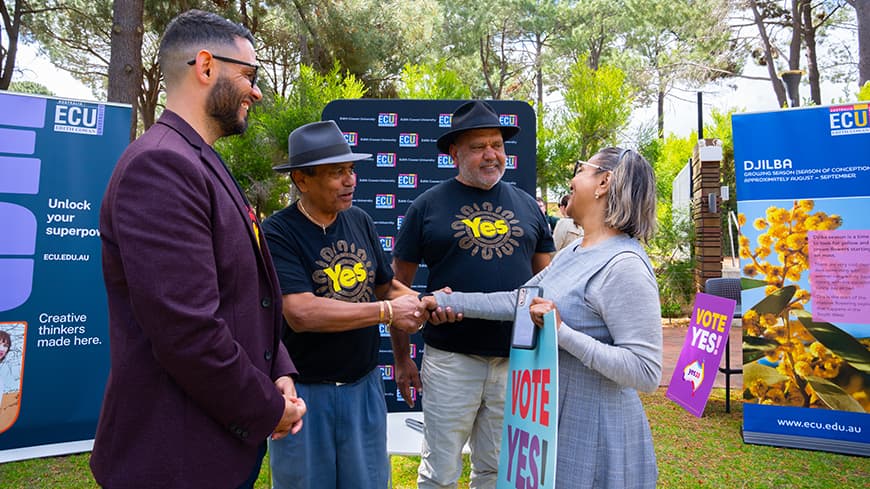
[739,200,869,411]
[785,267,802,281]
[760,313,779,327]
[785,233,807,250]
[794,360,813,378]
[749,378,768,398]
[766,206,790,224]
[797,200,814,213]
[767,387,786,404]
[809,342,828,357]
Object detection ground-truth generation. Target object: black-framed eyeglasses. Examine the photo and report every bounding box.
[574,160,611,175]
[187,54,259,87]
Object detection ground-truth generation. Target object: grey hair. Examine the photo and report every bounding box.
[595,147,657,242]
[158,10,255,87]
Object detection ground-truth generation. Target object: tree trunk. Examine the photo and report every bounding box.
[587,27,603,71]
[0,1,22,90]
[801,1,822,105]
[856,0,870,87]
[789,0,802,71]
[749,0,788,107]
[107,0,145,141]
[535,32,544,117]
[657,89,664,139]
[139,61,161,130]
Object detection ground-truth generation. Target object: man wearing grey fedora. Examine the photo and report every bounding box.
[262,120,429,489]
[391,100,555,488]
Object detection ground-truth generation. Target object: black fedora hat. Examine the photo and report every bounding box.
[435,100,520,154]
[273,120,371,172]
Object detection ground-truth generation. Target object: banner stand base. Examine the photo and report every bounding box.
[0,439,93,463]
[743,431,869,457]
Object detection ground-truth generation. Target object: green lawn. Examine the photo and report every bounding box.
[1,389,867,488]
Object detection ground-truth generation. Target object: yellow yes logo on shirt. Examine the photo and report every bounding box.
[452,202,525,260]
[312,240,375,302]
[461,217,509,238]
[323,262,367,292]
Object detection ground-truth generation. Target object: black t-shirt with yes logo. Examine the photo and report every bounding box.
[263,204,393,383]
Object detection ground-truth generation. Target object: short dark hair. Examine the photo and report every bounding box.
[288,167,318,188]
[158,10,255,86]
[559,195,570,207]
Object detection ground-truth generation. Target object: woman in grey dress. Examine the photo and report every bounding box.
[428,147,662,488]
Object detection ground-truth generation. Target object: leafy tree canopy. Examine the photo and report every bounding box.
[216,63,366,217]
[8,79,52,95]
[396,61,471,99]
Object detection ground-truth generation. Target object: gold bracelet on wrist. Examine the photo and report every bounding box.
[385,300,394,329]
[378,301,386,324]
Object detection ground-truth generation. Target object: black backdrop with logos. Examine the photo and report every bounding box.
[321,99,537,412]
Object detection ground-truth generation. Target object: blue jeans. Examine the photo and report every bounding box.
[268,367,388,489]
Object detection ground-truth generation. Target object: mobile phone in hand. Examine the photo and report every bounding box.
[511,286,543,350]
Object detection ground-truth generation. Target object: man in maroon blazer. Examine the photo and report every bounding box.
[90,10,305,489]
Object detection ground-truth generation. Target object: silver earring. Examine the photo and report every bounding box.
[594,192,600,199]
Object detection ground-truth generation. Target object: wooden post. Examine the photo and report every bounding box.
[692,139,723,292]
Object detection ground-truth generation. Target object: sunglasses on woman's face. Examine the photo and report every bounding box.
[574,160,612,175]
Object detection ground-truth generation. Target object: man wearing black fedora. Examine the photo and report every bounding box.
[262,120,429,489]
[391,101,555,488]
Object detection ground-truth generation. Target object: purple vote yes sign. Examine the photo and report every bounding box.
[666,293,736,417]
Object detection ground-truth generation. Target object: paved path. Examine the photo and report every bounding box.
[660,323,743,389]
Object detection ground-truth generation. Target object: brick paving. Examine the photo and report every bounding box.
[660,323,743,389]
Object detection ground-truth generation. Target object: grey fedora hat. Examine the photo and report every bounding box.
[273,120,371,172]
[435,100,520,154]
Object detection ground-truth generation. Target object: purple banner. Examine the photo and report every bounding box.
[0,259,34,312]
[0,128,37,155]
[0,202,37,254]
[0,95,46,127]
[666,293,736,417]
[0,157,41,195]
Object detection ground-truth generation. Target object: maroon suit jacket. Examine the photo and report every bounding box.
[90,111,295,488]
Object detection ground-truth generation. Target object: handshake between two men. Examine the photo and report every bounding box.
[388,286,465,334]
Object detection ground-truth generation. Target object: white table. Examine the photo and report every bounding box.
[387,412,425,456]
[386,412,471,488]
[387,412,423,489]
[387,411,471,456]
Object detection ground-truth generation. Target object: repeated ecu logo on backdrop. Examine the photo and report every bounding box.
[322,99,537,413]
